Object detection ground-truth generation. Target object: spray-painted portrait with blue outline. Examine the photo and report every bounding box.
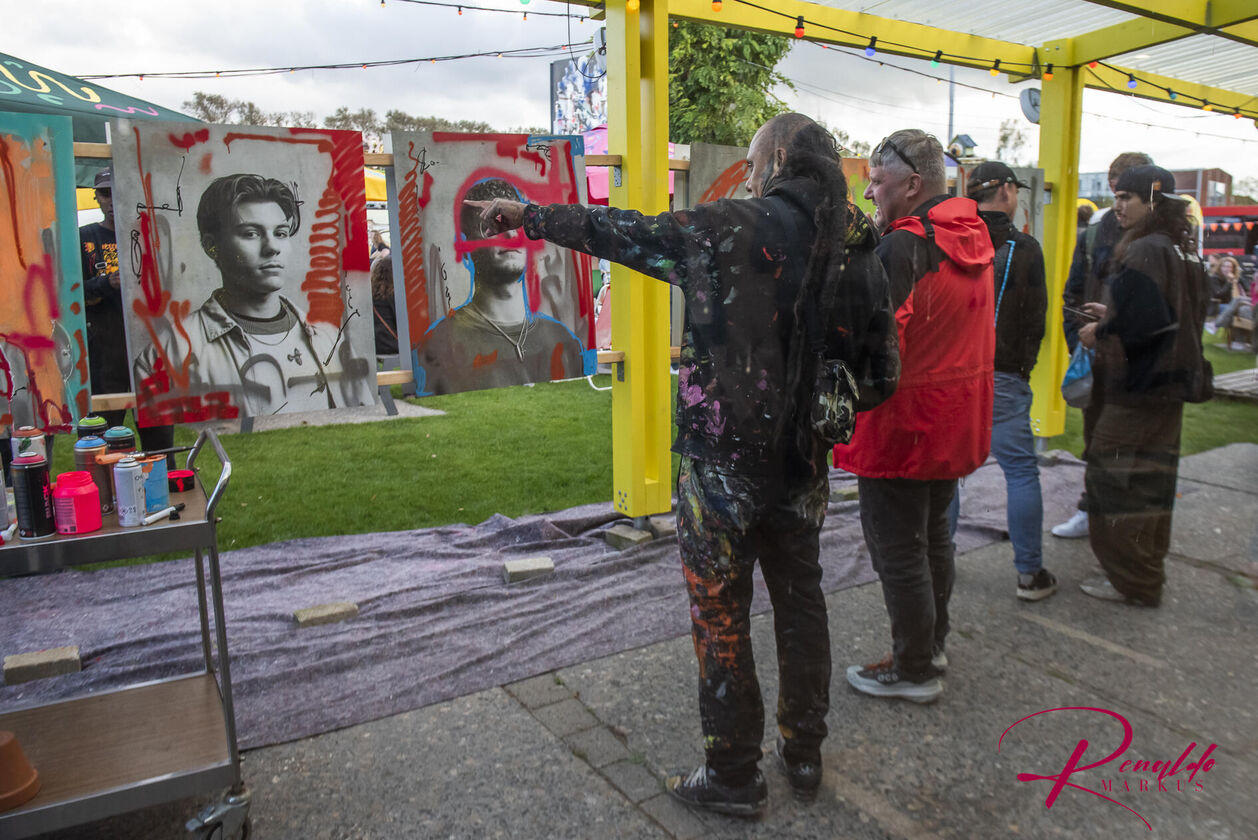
[415,177,588,395]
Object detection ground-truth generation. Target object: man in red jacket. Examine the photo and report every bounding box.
[835,129,995,703]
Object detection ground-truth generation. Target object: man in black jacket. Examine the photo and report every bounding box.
[467,114,896,815]
[78,168,175,459]
[963,161,1053,600]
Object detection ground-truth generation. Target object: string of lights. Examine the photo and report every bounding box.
[385,0,586,21]
[78,40,592,81]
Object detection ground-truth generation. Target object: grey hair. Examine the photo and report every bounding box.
[871,129,946,193]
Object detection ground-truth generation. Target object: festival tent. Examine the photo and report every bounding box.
[0,51,199,186]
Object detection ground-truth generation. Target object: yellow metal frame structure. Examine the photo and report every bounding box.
[567,0,1256,518]
[605,0,674,519]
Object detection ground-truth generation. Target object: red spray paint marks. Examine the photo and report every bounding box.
[0,127,81,434]
[398,142,433,340]
[167,128,210,151]
[701,160,747,204]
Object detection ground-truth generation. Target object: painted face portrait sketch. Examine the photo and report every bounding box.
[112,121,376,425]
[391,132,596,396]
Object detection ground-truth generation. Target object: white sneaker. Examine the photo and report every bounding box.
[1230,341,1250,351]
[1204,322,1218,335]
[1051,510,1089,539]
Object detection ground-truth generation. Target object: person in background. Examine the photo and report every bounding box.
[836,129,994,704]
[1051,151,1153,539]
[1076,166,1210,607]
[79,167,175,462]
[1205,256,1253,349]
[958,160,1053,601]
[372,257,399,357]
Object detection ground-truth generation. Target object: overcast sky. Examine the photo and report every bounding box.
[11,0,1258,187]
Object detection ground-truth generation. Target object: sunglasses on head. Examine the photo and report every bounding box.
[875,138,919,174]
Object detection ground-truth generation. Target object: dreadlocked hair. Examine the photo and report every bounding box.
[767,121,853,451]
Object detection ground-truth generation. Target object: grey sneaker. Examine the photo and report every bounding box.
[665,765,767,817]
[846,655,942,704]
[1079,576,1159,607]
[1051,510,1089,538]
[1017,569,1059,602]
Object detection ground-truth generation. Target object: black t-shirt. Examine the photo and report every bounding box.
[79,222,128,392]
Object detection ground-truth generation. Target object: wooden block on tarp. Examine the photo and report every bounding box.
[605,523,653,550]
[647,514,677,539]
[294,602,359,628]
[504,556,555,584]
[4,646,81,685]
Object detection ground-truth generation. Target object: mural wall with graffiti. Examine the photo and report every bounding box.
[686,142,875,217]
[392,132,595,396]
[0,112,88,435]
[111,121,376,425]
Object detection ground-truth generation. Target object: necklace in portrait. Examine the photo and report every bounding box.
[468,303,532,360]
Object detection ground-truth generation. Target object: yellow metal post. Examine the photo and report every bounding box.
[605,0,672,518]
[1029,65,1085,438]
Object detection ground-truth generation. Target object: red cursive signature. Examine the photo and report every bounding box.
[998,706,1217,831]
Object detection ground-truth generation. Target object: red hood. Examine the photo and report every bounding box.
[890,197,993,271]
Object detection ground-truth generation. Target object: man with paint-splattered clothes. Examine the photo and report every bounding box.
[468,114,897,815]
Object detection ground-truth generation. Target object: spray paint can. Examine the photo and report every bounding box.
[103,426,136,453]
[53,471,102,535]
[12,453,56,540]
[114,457,146,527]
[74,435,114,514]
[76,415,109,440]
[139,455,169,513]
[11,427,47,461]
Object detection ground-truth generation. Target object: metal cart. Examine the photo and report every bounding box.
[0,428,250,839]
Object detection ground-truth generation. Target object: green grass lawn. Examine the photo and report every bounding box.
[1040,337,1258,457]
[41,335,1256,561]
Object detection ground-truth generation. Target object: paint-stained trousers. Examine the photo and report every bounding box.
[676,455,831,786]
[1085,400,1183,606]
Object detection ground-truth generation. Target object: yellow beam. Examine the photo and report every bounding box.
[1029,66,1086,439]
[667,0,1036,74]
[1056,6,1258,65]
[1080,0,1258,30]
[606,0,673,519]
[1084,62,1257,114]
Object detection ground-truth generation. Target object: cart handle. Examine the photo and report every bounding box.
[187,428,233,520]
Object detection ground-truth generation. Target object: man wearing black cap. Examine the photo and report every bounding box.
[1074,165,1210,607]
[962,161,1053,601]
[78,168,174,457]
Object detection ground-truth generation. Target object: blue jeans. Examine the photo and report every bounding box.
[949,372,1043,575]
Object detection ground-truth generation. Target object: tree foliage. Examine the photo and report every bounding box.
[668,22,793,146]
[182,92,314,127]
[995,118,1030,166]
[183,91,532,138]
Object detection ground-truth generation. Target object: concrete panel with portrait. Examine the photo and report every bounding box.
[391,132,596,397]
[111,121,377,425]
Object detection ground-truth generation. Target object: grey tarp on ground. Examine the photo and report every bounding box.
[0,457,1086,749]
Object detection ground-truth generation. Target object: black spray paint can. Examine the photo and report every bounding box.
[13,453,56,540]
